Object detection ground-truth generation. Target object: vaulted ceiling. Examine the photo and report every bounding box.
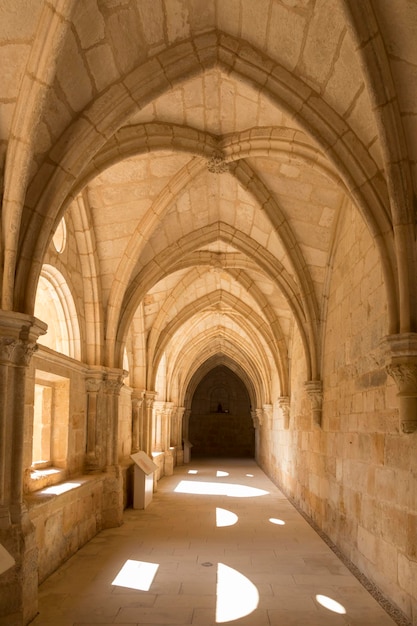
[1,0,416,402]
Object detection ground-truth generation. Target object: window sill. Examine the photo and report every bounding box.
[27,466,67,493]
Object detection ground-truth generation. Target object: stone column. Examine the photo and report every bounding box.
[85,373,104,472]
[382,333,417,433]
[182,408,192,463]
[141,391,157,456]
[305,380,323,428]
[172,407,185,465]
[278,396,291,429]
[131,392,143,453]
[104,370,125,469]
[152,401,164,452]
[0,311,47,626]
[101,370,125,529]
[163,402,174,475]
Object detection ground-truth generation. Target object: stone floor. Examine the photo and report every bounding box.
[30,458,398,626]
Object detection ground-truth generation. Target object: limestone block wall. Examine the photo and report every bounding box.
[27,476,104,583]
[258,204,417,620]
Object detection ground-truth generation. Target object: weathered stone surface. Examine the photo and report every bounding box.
[1,2,416,624]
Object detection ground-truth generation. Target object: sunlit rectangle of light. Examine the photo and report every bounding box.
[112,559,159,591]
[41,482,81,495]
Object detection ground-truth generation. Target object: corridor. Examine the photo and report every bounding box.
[30,459,399,626]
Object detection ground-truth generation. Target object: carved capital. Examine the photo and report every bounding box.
[86,377,103,394]
[305,380,323,427]
[176,406,185,420]
[278,396,291,429]
[153,400,165,417]
[131,394,143,411]
[142,390,157,410]
[252,408,264,428]
[0,337,38,366]
[105,377,124,395]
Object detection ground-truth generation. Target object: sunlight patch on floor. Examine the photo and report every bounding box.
[112,560,159,591]
[216,563,259,623]
[316,594,346,614]
[216,508,238,527]
[269,517,286,525]
[174,480,269,497]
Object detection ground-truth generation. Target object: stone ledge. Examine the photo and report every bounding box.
[25,474,104,511]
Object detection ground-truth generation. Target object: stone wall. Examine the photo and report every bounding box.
[23,349,133,586]
[27,476,104,583]
[258,203,417,619]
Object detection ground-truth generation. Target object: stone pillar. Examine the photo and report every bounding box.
[182,408,192,463]
[382,333,417,433]
[85,373,104,472]
[183,408,191,442]
[0,311,47,626]
[172,406,185,465]
[131,393,143,453]
[141,391,157,456]
[152,401,164,452]
[163,402,174,475]
[104,370,125,469]
[278,396,291,429]
[305,380,323,428]
[100,370,125,529]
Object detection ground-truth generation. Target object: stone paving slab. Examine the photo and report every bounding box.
[31,458,397,626]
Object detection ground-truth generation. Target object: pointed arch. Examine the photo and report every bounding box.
[114,225,314,379]
[14,31,395,333]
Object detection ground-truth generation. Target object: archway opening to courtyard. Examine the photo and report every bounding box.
[188,365,254,458]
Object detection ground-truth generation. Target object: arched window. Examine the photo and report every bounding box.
[34,265,81,360]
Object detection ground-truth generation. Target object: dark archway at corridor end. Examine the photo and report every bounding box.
[189,365,255,457]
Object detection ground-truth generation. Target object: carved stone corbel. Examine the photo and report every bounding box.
[382,334,417,433]
[305,380,323,428]
[252,409,263,429]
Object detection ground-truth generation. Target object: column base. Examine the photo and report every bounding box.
[102,466,124,528]
[0,515,38,626]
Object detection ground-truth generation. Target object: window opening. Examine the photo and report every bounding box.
[32,371,70,471]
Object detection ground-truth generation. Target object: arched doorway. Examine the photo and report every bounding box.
[189,365,254,458]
